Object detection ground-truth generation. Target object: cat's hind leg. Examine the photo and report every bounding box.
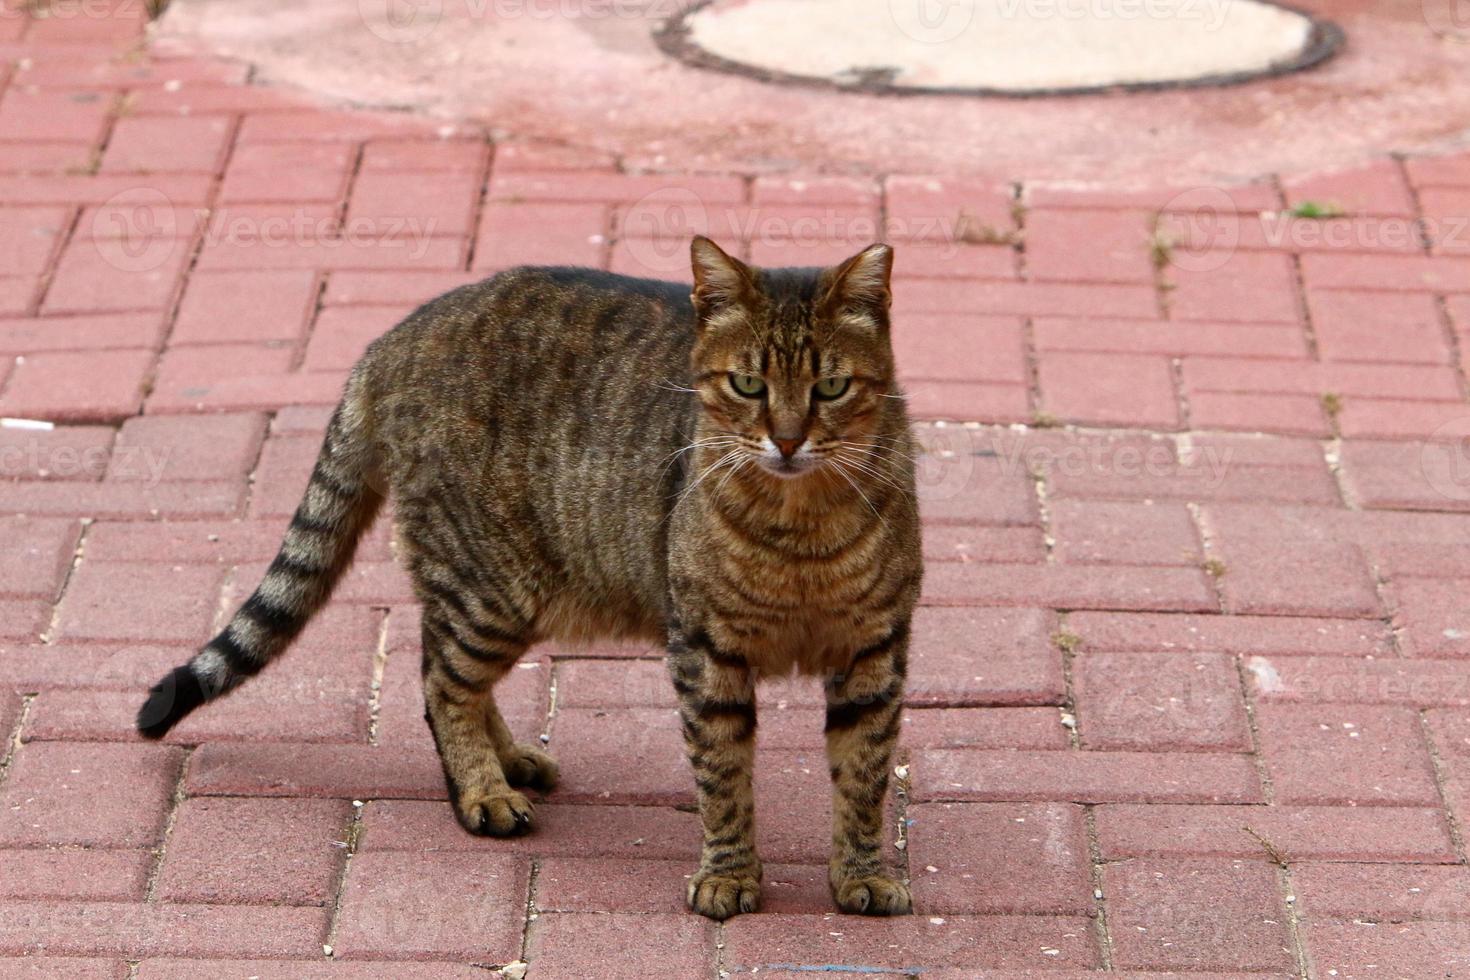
[420,604,540,836]
[486,697,558,791]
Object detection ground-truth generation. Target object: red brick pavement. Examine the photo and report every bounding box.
[1,3,1470,977]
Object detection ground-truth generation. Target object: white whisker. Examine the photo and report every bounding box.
[661,437,741,463]
[658,436,743,477]
[833,452,912,497]
[672,447,746,508]
[839,442,922,477]
[712,454,752,500]
[829,457,886,525]
[848,439,921,461]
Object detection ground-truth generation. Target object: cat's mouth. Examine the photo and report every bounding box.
[763,457,814,479]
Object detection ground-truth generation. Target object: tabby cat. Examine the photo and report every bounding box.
[137,236,922,919]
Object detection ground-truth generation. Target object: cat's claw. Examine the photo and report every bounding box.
[456,790,536,836]
[687,868,762,920]
[832,873,911,916]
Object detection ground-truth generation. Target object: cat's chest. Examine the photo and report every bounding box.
[713,550,889,672]
[668,492,916,672]
[731,600,891,678]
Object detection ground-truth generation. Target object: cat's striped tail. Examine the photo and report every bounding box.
[136,381,384,739]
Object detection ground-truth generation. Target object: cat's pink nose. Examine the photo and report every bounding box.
[773,437,803,458]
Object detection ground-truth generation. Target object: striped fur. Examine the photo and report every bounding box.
[137,390,383,737]
[136,237,921,919]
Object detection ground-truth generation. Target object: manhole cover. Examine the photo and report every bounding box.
[657,0,1343,96]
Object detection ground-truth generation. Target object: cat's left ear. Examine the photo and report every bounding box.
[822,243,894,324]
[690,236,754,318]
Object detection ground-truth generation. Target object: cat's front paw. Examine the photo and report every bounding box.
[687,867,762,920]
[831,872,911,916]
[454,789,536,836]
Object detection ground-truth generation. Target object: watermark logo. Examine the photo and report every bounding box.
[359,0,444,43]
[619,187,710,277]
[1156,185,1240,273]
[890,0,976,44]
[1424,0,1470,42]
[91,188,178,274]
[913,424,979,501]
[1419,416,1470,503]
[86,644,215,733]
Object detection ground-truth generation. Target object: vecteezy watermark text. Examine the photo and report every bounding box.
[993,0,1231,31]
[357,0,695,43]
[0,440,169,483]
[91,189,443,273]
[0,0,158,21]
[914,423,1236,500]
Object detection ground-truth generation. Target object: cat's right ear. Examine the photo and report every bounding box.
[690,236,753,319]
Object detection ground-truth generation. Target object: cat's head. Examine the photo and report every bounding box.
[687,236,898,480]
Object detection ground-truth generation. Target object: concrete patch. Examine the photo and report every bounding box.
[677,0,1330,95]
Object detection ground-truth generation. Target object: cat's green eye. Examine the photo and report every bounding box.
[813,376,852,400]
[729,373,767,398]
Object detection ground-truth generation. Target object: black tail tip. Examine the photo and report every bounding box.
[136,665,207,740]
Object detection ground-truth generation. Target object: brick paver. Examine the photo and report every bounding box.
[905,802,1093,915]
[331,852,527,961]
[0,850,152,902]
[0,741,182,849]
[1071,650,1251,751]
[0,516,80,601]
[0,4,1467,976]
[1103,858,1295,972]
[51,561,223,645]
[153,797,351,906]
[525,913,715,979]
